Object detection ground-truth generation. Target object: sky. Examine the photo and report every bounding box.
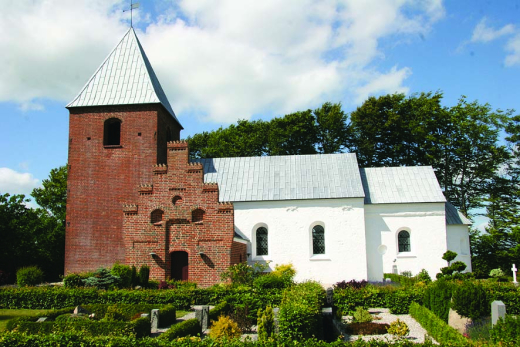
[1,0,519,226]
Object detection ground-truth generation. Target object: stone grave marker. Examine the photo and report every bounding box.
[491,301,506,326]
[36,317,47,322]
[195,305,209,331]
[151,309,160,331]
[512,264,518,284]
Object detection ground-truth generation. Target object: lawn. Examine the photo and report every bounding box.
[0,309,49,331]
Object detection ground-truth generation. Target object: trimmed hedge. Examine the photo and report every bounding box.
[158,318,202,341]
[12,317,150,338]
[0,286,282,311]
[209,301,230,322]
[409,302,466,345]
[383,273,417,287]
[0,330,480,346]
[333,285,423,315]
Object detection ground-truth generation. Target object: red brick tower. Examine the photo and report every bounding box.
[64,28,183,274]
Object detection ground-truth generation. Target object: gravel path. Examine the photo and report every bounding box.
[342,308,438,344]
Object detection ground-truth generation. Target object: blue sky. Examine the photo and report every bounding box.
[1,0,519,225]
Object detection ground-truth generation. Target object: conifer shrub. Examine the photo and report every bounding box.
[131,265,138,287]
[257,306,275,341]
[422,278,454,322]
[352,306,373,323]
[111,262,133,288]
[451,281,489,320]
[138,265,150,287]
[209,315,242,340]
[387,319,409,337]
[16,266,44,287]
[83,268,121,290]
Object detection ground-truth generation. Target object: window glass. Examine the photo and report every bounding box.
[312,225,325,254]
[256,227,268,256]
[398,230,411,252]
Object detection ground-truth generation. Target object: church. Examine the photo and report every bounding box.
[64,28,472,287]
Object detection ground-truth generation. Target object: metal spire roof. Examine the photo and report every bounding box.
[67,28,182,128]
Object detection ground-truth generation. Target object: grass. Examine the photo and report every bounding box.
[176,310,190,318]
[0,309,49,331]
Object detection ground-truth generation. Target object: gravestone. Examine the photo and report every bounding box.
[73,306,90,315]
[195,305,209,330]
[491,301,506,326]
[151,309,160,331]
[512,264,518,284]
[326,287,334,305]
[272,307,280,334]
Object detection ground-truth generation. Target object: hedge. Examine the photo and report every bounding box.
[209,301,230,322]
[0,331,487,346]
[0,286,283,310]
[12,317,151,338]
[158,318,202,341]
[333,286,423,315]
[383,274,417,287]
[408,302,466,345]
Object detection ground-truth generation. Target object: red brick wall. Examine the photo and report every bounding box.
[65,104,181,274]
[122,141,236,287]
[231,241,248,265]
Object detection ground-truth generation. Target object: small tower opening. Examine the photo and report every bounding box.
[104,118,122,146]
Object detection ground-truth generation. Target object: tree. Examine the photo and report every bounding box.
[267,110,318,156]
[349,93,511,216]
[314,102,350,154]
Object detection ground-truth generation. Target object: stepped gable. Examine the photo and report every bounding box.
[122,141,244,287]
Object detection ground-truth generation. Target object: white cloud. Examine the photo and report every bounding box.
[0,168,40,197]
[0,0,444,123]
[471,18,515,43]
[505,34,520,67]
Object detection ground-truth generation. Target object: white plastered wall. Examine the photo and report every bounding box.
[446,224,472,272]
[234,198,367,284]
[365,202,448,281]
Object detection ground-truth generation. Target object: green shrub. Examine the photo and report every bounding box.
[386,289,421,314]
[158,304,177,327]
[111,262,133,288]
[209,301,230,322]
[253,273,286,289]
[278,281,324,340]
[209,315,242,340]
[138,265,150,287]
[451,281,489,320]
[409,302,466,344]
[415,269,432,283]
[422,278,453,322]
[257,306,275,341]
[387,319,409,337]
[159,318,201,340]
[103,305,126,321]
[489,268,505,278]
[490,315,520,344]
[16,266,44,287]
[272,263,296,286]
[383,273,416,286]
[83,268,121,290]
[442,250,457,264]
[63,273,88,288]
[220,262,269,286]
[352,306,373,323]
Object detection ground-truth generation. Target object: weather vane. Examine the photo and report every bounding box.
[123,0,140,28]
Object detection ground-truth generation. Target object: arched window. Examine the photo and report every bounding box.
[256,227,268,256]
[172,196,182,205]
[151,209,164,224]
[192,209,204,223]
[398,230,411,252]
[312,225,325,254]
[104,118,121,146]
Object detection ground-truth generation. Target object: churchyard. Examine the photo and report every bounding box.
[0,261,519,346]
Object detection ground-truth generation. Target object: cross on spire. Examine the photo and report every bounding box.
[123,0,140,28]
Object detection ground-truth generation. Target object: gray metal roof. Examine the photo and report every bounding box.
[359,166,446,204]
[67,28,182,128]
[197,153,365,202]
[445,202,472,225]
